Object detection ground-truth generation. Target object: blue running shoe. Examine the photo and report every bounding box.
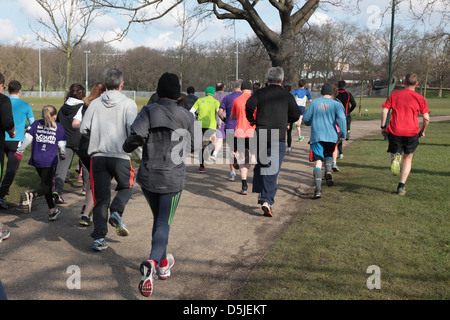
[91,238,108,251]
[108,211,129,237]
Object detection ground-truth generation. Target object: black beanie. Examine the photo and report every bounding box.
[157,72,181,100]
[321,82,333,96]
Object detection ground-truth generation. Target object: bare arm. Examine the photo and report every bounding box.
[419,113,430,138]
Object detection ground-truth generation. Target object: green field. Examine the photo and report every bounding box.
[240,121,450,300]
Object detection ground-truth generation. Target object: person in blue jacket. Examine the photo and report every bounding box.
[0,80,35,209]
[303,82,346,199]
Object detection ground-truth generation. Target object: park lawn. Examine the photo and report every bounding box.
[240,121,449,300]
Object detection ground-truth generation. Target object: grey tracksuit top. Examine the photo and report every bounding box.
[80,90,137,160]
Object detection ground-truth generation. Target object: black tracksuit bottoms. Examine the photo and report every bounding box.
[90,156,135,239]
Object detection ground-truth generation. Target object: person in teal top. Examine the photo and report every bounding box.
[303,83,346,199]
[0,80,35,209]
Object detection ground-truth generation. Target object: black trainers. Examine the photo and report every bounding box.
[52,192,65,204]
[0,198,8,210]
[49,208,61,221]
[325,172,334,187]
[79,215,91,226]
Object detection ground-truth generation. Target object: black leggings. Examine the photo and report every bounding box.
[33,167,56,209]
[142,189,182,263]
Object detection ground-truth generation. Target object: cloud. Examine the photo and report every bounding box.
[0,19,18,43]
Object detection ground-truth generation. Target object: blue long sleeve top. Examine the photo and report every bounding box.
[302,97,347,144]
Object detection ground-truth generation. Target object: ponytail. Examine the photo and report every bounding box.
[42,105,57,128]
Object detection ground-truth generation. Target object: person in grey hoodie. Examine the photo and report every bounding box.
[80,68,138,251]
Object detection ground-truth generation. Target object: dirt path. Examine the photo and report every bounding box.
[0,116,448,300]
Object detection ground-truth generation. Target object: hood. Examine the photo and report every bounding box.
[100,90,127,108]
[61,97,84,116]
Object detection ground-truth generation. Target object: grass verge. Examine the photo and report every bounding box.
[240,121,449,300]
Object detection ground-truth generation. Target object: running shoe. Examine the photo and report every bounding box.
[314,189,322,199]
[0,224,10,243]
[391,153,402,176]
[298,136,304,141]
[240,188,248,195]
[158,254,174,280]
[48,207,61,221]
[204,154,216,165]
[332,163,340,172]
[261,202,273,217]
[109,211,129,237]
[52,192,65,204]
[91,238,108,251]
[397,187,406,196]
[325,171,334,187]
[198,166,206,173]
[79,215,91,226]
[0,198,8,210]
[20,191,32,214]
[139,259,156,297]
[227,171,236,181]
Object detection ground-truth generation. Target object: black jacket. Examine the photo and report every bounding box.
[0,94,15,146]
[336,89,357,116]
[57,102,84,149]
[123,98,195,193]
[245,84,301,143]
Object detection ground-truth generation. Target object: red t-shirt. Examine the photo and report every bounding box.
[232,92,255,138]
[382,89,429,137]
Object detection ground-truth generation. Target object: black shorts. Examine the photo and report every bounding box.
[387,134,419,154]
[309,142,337,162]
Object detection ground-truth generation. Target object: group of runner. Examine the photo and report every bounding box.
[0,68,429,298]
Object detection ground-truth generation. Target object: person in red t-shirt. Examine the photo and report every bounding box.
[231,80,256,195]
[381,73,430,195]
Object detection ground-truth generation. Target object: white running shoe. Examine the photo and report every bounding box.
[158,254,175,280]
[139,259,156,297]
[20,192,32,214]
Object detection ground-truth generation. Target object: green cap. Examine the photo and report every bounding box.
[205,86,215,96]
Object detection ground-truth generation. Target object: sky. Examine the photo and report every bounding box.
[0,0,446,52]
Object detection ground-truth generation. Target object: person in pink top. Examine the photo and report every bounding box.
[231,80,256,195]
[381,73,430,195]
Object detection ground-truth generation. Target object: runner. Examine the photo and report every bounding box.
[302,83,346,199]
[381,73,429,195]
[231,80,256,194]
[0,80,34,210]
[15,105,67,219]
[123,72,195,297]
[190,86,220,173]
[291,79,312,142]
[80,68,137,251]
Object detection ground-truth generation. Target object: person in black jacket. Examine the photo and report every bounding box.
[336,81,357,158]
[123,72,195,297]
[53,83,86,204]
[245,67,301,217]
[0,73,15,245]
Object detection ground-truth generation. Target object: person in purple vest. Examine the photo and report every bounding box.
[15,105,67,220]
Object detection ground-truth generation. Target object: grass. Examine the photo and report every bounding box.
[240,121,450,300]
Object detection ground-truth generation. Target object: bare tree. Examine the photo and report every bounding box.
[196,0,322,86]
[95,0,185,42]
[32,0,102,90]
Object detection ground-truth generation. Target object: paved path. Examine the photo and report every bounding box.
[0,116,448,300]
